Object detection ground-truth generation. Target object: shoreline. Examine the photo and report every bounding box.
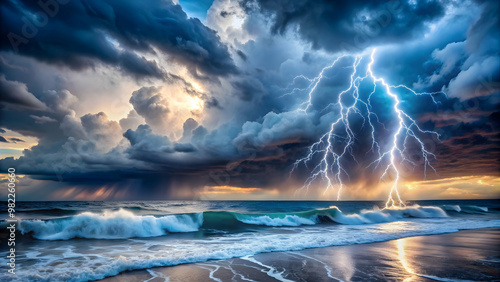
[99,227,500,282]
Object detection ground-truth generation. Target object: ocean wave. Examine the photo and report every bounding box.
[465,205,488,212]
[442,205,461,212]
[19,205,455,240]
[236,214,317,226]
[329,205,448,225]
[17,207,70,212]
[19,209,202,240]
[7,217,500,282]
[232,205,448,227]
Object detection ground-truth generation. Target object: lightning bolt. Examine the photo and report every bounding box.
[289,49,443,208]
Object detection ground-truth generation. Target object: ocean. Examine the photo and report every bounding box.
[1,199,499,281]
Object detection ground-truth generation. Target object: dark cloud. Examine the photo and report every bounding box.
[0,74,47,110]
[124,124,171,153]
[0,136,8,143]
[174,143,197,153]
[180,118,199,142]
[434,131,499,179]
[242,0,447,53]
[60,112,88,140]
[38,90,78,115]
[409,0,500,101]
[9,137,25,143]
[118,51,166,79]
[466,0,500,54]
[0,111,137,179]
[236,50,248,61]
[30,115,57,124]
[231,76,265,101]
[0,0,237,78]
[446,7,500,98]
[233,111,318,149]
[220,10,234,18]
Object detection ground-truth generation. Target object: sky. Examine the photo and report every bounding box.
[0,0,499,201]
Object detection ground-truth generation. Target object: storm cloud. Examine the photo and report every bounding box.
[0,0,237,78]
[242,0,447,53]
[0,0,498,200]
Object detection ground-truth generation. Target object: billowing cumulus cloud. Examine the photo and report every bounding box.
[233,111,318,149]
[180,118,199,142]
[0,0,498,200]
[81,112,123,151]
[40,90,79,115]
[119,110,145,132]
[129,87,171,130]
[124,124,172,154]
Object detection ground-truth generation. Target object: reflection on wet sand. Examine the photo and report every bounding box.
[397,238,418,281]
[329,248,355,281]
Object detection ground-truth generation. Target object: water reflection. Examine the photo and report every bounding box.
[396,238,417,281]
[330,248,355,281]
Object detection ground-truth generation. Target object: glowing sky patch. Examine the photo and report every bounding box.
[401,176,500,200]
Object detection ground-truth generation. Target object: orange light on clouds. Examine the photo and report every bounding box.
[51,185,128,201]
[200,185,280,200]
[400,175,500,200]
[203,186,263,194]
[0,173,24,182]
[200,175,500,201]
[191,82,204,92]
[0,128,38,159]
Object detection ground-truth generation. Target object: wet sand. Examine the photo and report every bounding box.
[100,228,500,281]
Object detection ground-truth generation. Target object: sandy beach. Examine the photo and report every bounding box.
[99,228,500,281]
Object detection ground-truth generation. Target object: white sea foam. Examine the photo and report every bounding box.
[351,205,449,223]
[235,205,449,227]
[4,215,500,282]
[240,255,294,282]
[19,209,202,240]
[236,215,317,226]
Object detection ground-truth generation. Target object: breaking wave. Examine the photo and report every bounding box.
[20,205,456,240]
[465,205,488,212]
[19,209,202,240]
[443,205,461,212]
